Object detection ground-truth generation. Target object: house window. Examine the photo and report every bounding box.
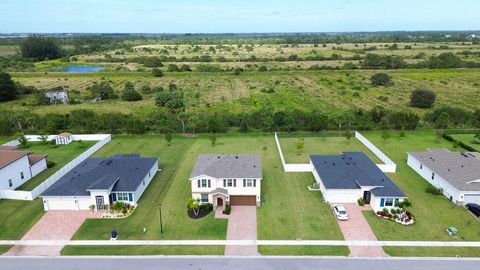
[20,172,24,180]
[201,179,208,188]
[246,179,253,187]
[8,179,13,188]
[117,193,129,201]
[420,164,423,169]
[201,194,208,203]
[385,198,394,207]
[431,172,435,180]
[227,179,233,187]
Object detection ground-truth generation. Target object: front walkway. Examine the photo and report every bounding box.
[224,206,259,256]
[5,211,101,256]
[335,204,388,257]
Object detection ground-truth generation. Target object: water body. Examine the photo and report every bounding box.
[63,65,105,72]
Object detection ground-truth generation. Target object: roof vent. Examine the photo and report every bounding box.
[235,156,238,159]
[106,160,113,165]
[332,162,335,166]
[217,156,220,159]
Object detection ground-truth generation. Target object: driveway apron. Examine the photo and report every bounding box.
[224,206,259,256]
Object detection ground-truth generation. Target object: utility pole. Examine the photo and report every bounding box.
[158,204,163,234]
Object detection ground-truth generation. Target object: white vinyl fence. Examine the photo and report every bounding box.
[0,134,111,200]
[274,133,313,172]
[355,131,396,173]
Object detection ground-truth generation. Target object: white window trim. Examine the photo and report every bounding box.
[201,179,208,188]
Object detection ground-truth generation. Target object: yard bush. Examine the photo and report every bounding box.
[425,185,443,195]
[370,73,392,86]
[47,160,55,168]
[357,198,365,206]
[410,88,436,108]
[223,204,231,215]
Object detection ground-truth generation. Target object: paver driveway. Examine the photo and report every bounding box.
[5,210,101,256]
[224,206,259,256]
[335,204,388,257]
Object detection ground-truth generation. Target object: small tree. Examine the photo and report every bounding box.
[152,68,163,77]
[395,198,412,217]
[209,134,217,146]
[370,73,392,86]
[17,133,29,148]
[164,132,172,146]
[435,112,449,129]
[39,134,49,145]
[410,89,436,108]
[295,139,304,154]
[344,131,353,140]
[187,198,201,216]
[381,131,390,141]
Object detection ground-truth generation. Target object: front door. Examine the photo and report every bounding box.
[96,196,104,211]
[363,191,371,204]
[217,197,223,206]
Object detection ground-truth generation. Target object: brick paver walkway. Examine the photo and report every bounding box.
[335,204,388,257]
[5,211,101,256]
[224,206,259,256]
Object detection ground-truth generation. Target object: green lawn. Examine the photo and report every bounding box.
[450,133,480,151]
[61,245,224,255]
[0,199,44,239]
[0,246,13,255]
[279,135,381,164]
[72,134,343,243]
[259,245,349,256]
[362,130,480,241]
[16,140,97,191]
[384,247,480,257]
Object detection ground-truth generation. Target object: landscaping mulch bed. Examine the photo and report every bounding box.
[187,208,213,219]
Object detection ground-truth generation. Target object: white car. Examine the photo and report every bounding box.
[333,204,349,220]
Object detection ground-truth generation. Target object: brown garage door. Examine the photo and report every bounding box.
[230,195,256,205]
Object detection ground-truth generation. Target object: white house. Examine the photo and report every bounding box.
[55,132,73,145]
[408,149,480,205]
[189,154,262,209]
[0,147,47,190]
[310,152,406,212]
[46,91,69,104]
[41,154,159,211]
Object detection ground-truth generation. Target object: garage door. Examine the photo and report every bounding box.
[230,195,256,205]
[464,194,480,205]
[46,199,77,210]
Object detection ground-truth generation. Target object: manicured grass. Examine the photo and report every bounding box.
[279,135,381,163]
[384,247,480,257]
[61,245,224,255]
[362,130,480,241]
[450,133,480,150]
[16,140,97,191]
[0,246,13,254]
[0,199,44,239]
[72,134,342,243]
[258,245,349,256]
[72,135,227,240]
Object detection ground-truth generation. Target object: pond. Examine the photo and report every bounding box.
[62,65,105,72]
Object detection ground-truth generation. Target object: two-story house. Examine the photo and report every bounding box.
[189,154,262,209]
[0,146,48,190]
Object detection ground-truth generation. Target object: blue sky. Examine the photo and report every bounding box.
[1,0,479,33]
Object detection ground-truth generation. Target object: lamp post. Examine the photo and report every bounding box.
[158,204,163,234]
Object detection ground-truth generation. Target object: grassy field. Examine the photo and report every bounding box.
[384,247,480,257]
[0,199,44,239]
[61,245,224,255]
[450,133,480,150]
[361,130,480,243]
[3,68,480,118]
[258,245,349,256]
[72,134,343,243]
[279,135,381,163]
[16,140,97,191]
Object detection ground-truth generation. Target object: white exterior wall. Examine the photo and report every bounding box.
[89,190,110,209]
[407,153,463,203]
[30,158,47,177]
[370,194,406,213]
[0,156,32,190]
[190,175,261,203]
[56,136,73,145]
[133,160,159,204]
[42,196,91,211]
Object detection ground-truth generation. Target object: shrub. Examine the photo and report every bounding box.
[152,68,163,77]
[201,203,213,212]
[46,160,55,168]
[167,64,179,72]
[223,204,231,215]
[357,198,365,206]
[370,73,392,86]
[122,90,142,101]
[89,204,95,212]
[426,185,442,195]
[410,88,436,108]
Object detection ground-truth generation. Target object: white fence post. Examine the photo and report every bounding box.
[0,134,112,200]
[274,132,313,173]
[355,131,396,173]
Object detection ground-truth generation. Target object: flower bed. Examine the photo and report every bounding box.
[100,202,136,219]
[375,209,415,226]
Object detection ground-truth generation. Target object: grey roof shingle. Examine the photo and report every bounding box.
[409,149,480,191]
[310,152,405,197]
[190,154,262,179]
[41,155,158,196]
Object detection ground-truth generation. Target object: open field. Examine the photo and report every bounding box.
[361,130,480,244]
[61,245,224,256]
[450,133,480,150]
[279,135,381,163]
[2,68,480,118]
[16,140,97,191]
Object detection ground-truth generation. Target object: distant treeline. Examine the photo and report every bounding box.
[1,105,479,136]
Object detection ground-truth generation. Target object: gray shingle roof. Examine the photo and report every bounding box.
[190,154,262,179]
[409,149,480,191]
[41,155,158,196]
[310,152,405,197]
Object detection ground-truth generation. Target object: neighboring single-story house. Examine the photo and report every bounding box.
[0,148,47,190]
[40,154,159,211]
[310,152,406,212]
[55,132,73,145]
[189,154,262,209]
[408,149,480,205]
[46,91,69,104]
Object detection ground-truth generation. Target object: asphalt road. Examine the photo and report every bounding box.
[1,257,480,270]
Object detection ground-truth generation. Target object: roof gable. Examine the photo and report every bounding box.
[190,154,262,179]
